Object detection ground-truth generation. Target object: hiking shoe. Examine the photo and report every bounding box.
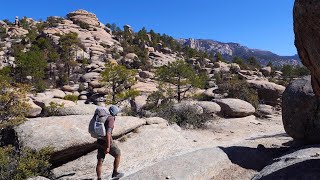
[112,171,124,178]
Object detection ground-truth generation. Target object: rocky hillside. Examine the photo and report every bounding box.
[177,38,301,66]
[1,7,320,180]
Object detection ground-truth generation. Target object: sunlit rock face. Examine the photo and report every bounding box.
[294,0,320,96]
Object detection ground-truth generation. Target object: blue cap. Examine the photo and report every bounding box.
[109,105,120,116]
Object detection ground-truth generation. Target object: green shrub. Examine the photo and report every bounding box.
[45,102,64,116]
[0,146,53,180]
[192,93,208,101]
[217,77,259,108]
[0,27,7,39]
[281,65,310,77]
[64,94,78,103]
[269,78,290,87]
[145,85,175,111]
[73,20,90,29]
[155,104,212,129]
[34,80,47,93]
[120,105,136,116]
[0,81,30,128]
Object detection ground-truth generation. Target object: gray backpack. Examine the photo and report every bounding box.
[88,107,110,139]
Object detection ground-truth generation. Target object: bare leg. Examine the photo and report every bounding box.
[96,160,103,179]
[113,155,121,172]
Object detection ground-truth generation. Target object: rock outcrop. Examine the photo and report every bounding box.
[247,80,285,106]
[294,0,320,96]
[149,51,178,67]
[214,98,255,118]
[43,10,121,62]
[252,146,320,180]
[178,38,300,66]
[282,76,320,143]
[260,66,272,77]
[67,9,103,28]
[52,124,194,179]
[7,27,28,37]
[124,148,231,180]
[15,115,146,165]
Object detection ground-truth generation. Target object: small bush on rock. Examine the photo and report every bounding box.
[64,94,78,103]
[44,102,64,116]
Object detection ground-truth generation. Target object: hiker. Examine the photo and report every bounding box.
[96,105,124,180]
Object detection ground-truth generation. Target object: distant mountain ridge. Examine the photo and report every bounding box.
[177,38,301,66]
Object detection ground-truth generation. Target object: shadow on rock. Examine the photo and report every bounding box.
[256,159,320,180]
[55,173,76,179]
[219,145,289,171]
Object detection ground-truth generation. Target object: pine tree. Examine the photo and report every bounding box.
[156,60,207,102]
[101,63,139,104]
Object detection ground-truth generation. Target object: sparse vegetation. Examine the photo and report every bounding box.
[19,17,30,30]
[0,80,30,128]
[15,46,47,92]
[0,78,52,179]
[215,52,227,63]
[64,94,78,103]
[232,57,246,69]
[216,75,259,108]
[58,32,80,85]
[73,20,90,29]
[155,104,212,128]
[0,145,53,180]
[155,60,207,102]
[0,27,7,39]
[45,102,64,116]
[145,84,175,111]
[45,16,63,28]
[281,64,310,77]
[101,63,139,104]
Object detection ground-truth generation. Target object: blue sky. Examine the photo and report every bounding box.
[0,0,295,55]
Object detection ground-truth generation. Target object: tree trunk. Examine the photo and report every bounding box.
[112,80,116,104]
[177,76,181,102]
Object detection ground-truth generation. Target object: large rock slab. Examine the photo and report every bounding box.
[56,101,97,116]
[149,51,177,67]
[214,98,255,118]
[282,76,320,143]
[247,80,285,106]
[36,98,76,108]
[52,123,234,179]
[252,146,320,180]
[132,81,158,93]
[15,115,146,164]
[294,0,320,96]
[52,124,194,179]
[124,148,231,180]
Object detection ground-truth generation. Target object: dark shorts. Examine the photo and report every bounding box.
[97,139,121,161]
